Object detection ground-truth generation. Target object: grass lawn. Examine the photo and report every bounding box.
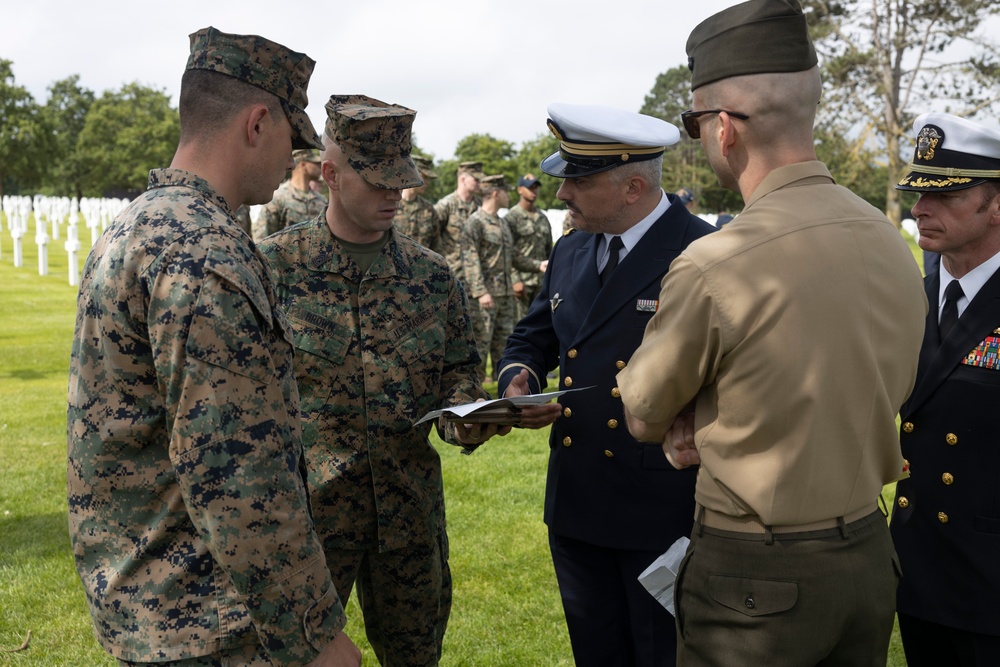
[0,217,917,665]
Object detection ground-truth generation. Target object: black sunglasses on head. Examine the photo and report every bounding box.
[681,109,751,139]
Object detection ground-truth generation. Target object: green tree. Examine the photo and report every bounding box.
[43,75,95,201]
[76,82,179,197]
[0,59,47,200]
[805,0,1000,225]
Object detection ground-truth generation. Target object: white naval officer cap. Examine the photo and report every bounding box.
[540,102,680,178]
[897,112,1000,192]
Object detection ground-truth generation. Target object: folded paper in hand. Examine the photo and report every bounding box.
[638,536,690,616]
[413,387,593,426]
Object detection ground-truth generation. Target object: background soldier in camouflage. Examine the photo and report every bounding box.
[259,95,510,667]
[252,148,327,241]
[460,174,546,383]
[433,160,483,286]
[395,155,441,249]
[66,27,360,667]
[505,173,553,318]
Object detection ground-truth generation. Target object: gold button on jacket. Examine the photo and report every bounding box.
[897,497,909,509]
[945,433,958,445]
[942,472,954,485]
[938,512,949,524]
[564,376,573,387]
[562,437,572,447]
[604,450,614,458]
[567,349,578,359]
[607,419,619,429]
[563,407,572,418]
[902,422,915,433]
[611,387,621,398]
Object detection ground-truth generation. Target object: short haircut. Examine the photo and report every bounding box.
[609,155,663,189]
[178,69,283,143]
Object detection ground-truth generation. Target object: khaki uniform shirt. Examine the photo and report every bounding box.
[460,209,540,299]
[259,220,486,553]
[504,204,553,290]
[253,180,327,242]
[395,194,440,250]
[433,191,481,284]
[67,169,344,663]
[618,161,927,526]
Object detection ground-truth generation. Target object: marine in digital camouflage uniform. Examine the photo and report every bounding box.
[252,148,328,242]
[66,27,359,667]
[395,155,441,249]
[433,161,483,285]
[259,95,509,667]
[461,175,545,383]
[504,173,553,318]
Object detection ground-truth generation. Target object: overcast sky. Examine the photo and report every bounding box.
[5,0,742,160]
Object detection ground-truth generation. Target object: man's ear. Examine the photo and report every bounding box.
[245,104,270,147]
[322,159,339,191]
[623,173,646,205]
[719,111,739,158]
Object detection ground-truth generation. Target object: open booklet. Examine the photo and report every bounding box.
[414,386,594,426]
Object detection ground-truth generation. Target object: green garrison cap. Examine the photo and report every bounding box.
[686,0,818,91]
[324,95,423,190]
[186,26,322,150]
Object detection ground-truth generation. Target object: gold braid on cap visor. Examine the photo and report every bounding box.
[905,163,1000,179]
[559,138,665,159]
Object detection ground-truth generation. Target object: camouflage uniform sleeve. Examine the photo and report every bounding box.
[151,239,345,663]
[459,214,487,298]
[436,271,491,453]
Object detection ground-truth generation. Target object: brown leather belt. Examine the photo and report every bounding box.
[696,504,878,535]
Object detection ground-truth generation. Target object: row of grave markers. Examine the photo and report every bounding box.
[1,195,130,286]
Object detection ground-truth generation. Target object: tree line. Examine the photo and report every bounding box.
[3,1,997,223]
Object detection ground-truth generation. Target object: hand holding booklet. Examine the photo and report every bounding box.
[414,386,594,426]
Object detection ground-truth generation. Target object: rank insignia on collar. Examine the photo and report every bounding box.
[636,299,658,312]
[551,293,563,312]
[916,125,942,161]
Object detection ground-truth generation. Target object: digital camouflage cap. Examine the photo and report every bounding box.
[413,155,438,180]
[186,26,322,150]
[293,149,321,164]
[324,95,423,190]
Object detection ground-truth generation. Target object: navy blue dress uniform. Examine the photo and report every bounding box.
[891,112,1000,666]
[497,103,716,667]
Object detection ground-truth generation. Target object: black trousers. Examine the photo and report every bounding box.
[899,613,1000,667]
[549,531,678,667]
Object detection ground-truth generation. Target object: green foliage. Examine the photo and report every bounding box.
[0,60,48,198]
[76,82,179,197]
[42,76,95,200]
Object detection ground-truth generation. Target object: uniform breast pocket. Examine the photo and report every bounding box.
[285,305,353,403]
[953,363,1000,387]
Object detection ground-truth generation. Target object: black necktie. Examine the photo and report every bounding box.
[600,236,624,286]
[939,279,964,339]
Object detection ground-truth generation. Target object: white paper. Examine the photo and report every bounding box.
[638,536,690,616]
[413,386,594,426]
